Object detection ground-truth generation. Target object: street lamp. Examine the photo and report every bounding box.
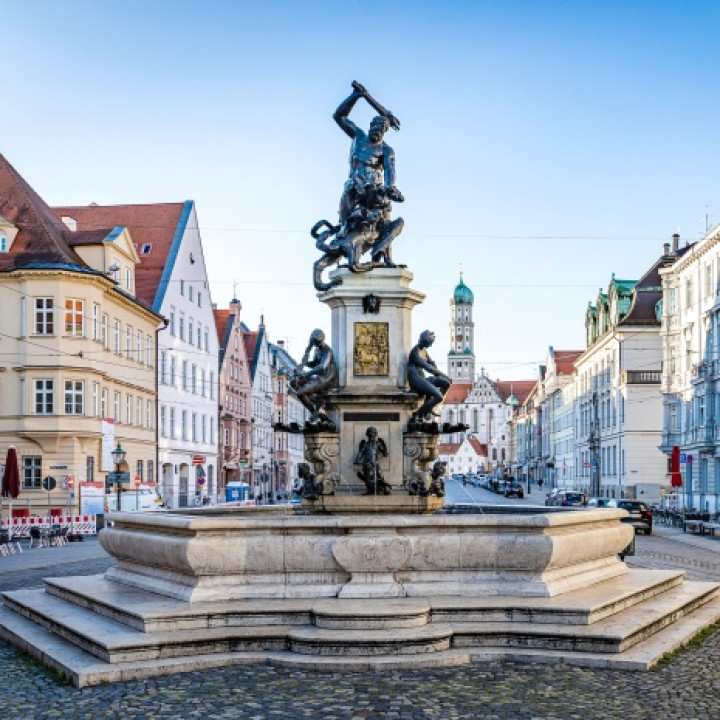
[111,442,126,512]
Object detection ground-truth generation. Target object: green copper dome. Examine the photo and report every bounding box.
[453,274,474,304]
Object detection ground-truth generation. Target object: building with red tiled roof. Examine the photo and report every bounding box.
[0,153,163,516]
[215,299,252,493]
[52,200,220,508]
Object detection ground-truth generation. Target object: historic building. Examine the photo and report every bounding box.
[574,255,674,500]
[215,298,252,494]
[243,320,274,503]
[440,275,534,475]
[659,231,720,512]
[0,153,162,516]
[52,201,220,508]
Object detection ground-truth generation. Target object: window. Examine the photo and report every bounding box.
[201,369,206,398]
[198,292,202,308]
[146,335,153,366]
[126,326,132,359]
[192,412,197,442]
[170,355,176,386]
[191,364,197,394]
[101,314,108,348]
[92,303,100,341]
[189,318,194,346]
[169,308,176,335]
[101,388,108,419]
[126,395,132,424]
[160,351,167,384]
[179,314,185,341]
[160,405,167,437]
[22,456,42,489]
[92,382,99,417]
[197,326,202,349]
[204,328,209,352]
[210,371,215,400]
[146,399,152,428]
[210,417,215,444]
[706,264,714,298]
[668,288,676,314]
[114,392,120,422]
[189,286,194,303]
[65,299,84,336]
[147,460,154,485]
[202,415,207,443]
[34,380,54,414]
[170,407,176,439]
[137,330,143,363]
[34,298,54,335]
[136,459,143,483]
[86,456,95,483]
[141,243,152,255]
[136,397,142,426]
[0,234,6,252]
[182,360,188,390]
[114,320,121,354]
[686,278,694,308]
[125,267,132,290]
[180,279,185,296]
[64,380,84,414]
[182,410,188,441]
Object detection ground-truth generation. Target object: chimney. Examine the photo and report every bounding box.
[672,233,679,253]
[663,242,670,255]
[277,340,285,349]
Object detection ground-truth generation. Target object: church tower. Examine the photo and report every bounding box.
[448,273,476,381]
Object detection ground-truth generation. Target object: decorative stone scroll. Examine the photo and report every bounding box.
[402,432,439,497]
[304,432,341,495]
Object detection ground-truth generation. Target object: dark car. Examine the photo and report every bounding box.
[554,490,587,507]
[586,497,613,508]
[504,480,525,499]
[607,499,653,535]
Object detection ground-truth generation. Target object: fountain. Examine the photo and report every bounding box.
[1,82,719,687]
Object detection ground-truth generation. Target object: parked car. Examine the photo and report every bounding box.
[586,497,613,508]
[606,499,653,535]
[544,488,561,506]
[554,490,587,507]
[504,480,525,499]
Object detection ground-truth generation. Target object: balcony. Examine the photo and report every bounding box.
[623,370,661,385]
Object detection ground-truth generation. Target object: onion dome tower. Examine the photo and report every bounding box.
[448,272,476,381]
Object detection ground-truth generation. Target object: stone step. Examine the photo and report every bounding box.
[43,575,314,632]
[0,605,268,689]
[451,580,720,654]
[2,588,289,663]
[431,568,685,625]
[311,597,431,629]
[288,623,453,656]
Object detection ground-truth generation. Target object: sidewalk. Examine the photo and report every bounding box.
[0,534,109,573]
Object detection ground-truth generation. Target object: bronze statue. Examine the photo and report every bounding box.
[429,460,447,497]
[312,81,405,292]
[289,329,338,423]
[408,331,452,422]
[298,462,323,500]
[354,426,391,495]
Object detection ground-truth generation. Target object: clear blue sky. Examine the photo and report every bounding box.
[4,0,720,380]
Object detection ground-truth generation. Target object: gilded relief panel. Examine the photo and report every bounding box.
[353,322,389,376]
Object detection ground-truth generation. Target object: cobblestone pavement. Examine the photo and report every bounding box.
[2,526,720,719]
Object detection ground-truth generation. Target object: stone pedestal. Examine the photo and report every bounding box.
[317,267,425,497]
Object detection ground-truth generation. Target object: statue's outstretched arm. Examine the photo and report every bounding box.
[333,90,362,138]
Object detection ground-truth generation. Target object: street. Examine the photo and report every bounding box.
[1,499,720,719]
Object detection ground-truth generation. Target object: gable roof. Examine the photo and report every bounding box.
[493,380,536,405]
[0,154,89,271]
[444,382,473,404]
[51,201,191,311]
[438,442,461,455]
[553,350,582,375]
[468,437,488,456]
[243,329,260,381]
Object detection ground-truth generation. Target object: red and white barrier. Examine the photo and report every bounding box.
[0,515,97,537]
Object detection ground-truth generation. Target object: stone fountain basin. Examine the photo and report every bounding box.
[99,507,634,602]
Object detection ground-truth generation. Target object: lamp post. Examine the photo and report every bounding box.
[111,442,126,512]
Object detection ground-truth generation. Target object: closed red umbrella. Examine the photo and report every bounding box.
[2,447,21,539]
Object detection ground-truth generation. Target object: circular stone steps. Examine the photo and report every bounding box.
[311,597,431,629]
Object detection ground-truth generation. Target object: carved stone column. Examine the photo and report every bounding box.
[403,432,439,496]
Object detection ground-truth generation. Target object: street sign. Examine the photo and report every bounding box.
[680,453,687,464]
[66,476,74,490]
[591,458,599,468]
[134,476,141,488]
[42,476,56,491]
[192,455,205,466]
[197,476,206,486]
[687,454,694,464]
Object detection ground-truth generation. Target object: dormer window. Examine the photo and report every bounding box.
[141,243,152,255]
[0,233,6,253]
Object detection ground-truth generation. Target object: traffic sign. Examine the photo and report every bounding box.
[66,476,74,490]
[134,476,141,488]
[680,453,687,464]
[687,454,694,464]
[192,455,205,466]
[42,476,56,491]
[197,476,206,486]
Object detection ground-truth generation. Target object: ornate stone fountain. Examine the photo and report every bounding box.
[1,82,719,687]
